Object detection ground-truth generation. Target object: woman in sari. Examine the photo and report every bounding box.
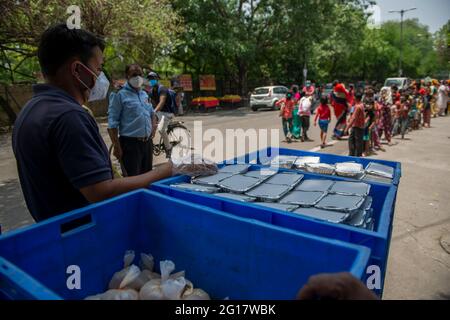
[330,80,349,140]
[291,85,302,140]
[378,89,393,146]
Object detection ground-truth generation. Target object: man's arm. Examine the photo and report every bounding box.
[107,128,121,159]
[107,93,123,159]
[80,162,173,203]
[151,113,157,139]
[154,94,167,113]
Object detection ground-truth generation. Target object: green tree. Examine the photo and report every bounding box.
[0,0,182,83]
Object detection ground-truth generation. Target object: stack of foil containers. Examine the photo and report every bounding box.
[170,164,376,231]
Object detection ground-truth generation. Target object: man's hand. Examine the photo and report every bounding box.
[113,144,123,160]
[314,122,317,127]
[150,129,156,140]
[296,273,378,300]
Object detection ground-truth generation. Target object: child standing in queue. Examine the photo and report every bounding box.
[277,91,296,143]
[314,95,332,149]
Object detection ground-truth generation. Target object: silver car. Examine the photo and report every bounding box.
[250,86,289,111]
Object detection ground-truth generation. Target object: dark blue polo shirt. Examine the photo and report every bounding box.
[12,84,113,222]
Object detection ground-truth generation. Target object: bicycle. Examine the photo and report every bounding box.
[153,118,192,159]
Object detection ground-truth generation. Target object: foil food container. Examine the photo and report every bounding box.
[305,163,336,175]
[365,162,394,179]
[345,208,369,228]
[170,183,220,194]
[361,173,393,184]
[213,193,256,203]
[295,179,335,192]
[192,172,236,186]
[294,156,321,169]
[329,181,371,197]
[266,155,298,169]
[280,191,326,207]
[218,164,251,174]
[315,194,365,213]
[245,183,294,202]
[335,162,365,178]
[293,208,350,224]
[254,202,299,212]
[243,169,277,181]
[265,173,304,187]
[218,175,262,193]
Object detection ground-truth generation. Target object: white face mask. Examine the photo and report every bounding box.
[76,63,110,102]
[129,76,144,89]
[87,72,110,102]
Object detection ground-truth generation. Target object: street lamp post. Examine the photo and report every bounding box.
[389,8,417,77]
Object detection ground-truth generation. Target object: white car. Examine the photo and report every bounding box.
[250,86,289,111]
[382,78,411,92]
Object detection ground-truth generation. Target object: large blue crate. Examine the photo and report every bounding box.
[0,190,370,300]
[150,166,398,295]
[224,147,402,186]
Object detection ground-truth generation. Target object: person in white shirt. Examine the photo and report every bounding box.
[437,81,448,116]
[298,95,313,142]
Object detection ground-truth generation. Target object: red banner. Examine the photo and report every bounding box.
[179,74,193,92]
[199,75,216,91]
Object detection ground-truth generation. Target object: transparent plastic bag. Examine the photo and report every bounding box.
[108,250,136,289]
[85,289,139,300]
[139,253,154,272]
[160,260,176,282]
[182,288,211,300]
[139,279,165,300]
[123,253,156,291]
[171,154,218,177]
[161,277,187,300]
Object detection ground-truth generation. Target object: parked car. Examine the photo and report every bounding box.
[382,78,411,92]
[250,86,289,111]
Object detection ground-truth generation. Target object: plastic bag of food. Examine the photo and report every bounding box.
[171,154,218,177]
[139,253,154,272]
[161,277,187,300]
[118,264,141,289]
[85,289,139,300]
[124,253,157,291]
[160,260,176,282]
[108,250,136,289]
[182,288,211,300]
[139,279,164,300]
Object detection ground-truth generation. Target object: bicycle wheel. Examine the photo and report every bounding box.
[167,124,192,159]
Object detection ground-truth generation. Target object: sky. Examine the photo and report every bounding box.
[374,0,450,33]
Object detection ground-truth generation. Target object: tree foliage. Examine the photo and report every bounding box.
[0,0,182,82]
[0,0,447,90]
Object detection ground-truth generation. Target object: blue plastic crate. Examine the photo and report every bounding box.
[223,147,402,186]
[0,190,370,300]
[150,167,398,295]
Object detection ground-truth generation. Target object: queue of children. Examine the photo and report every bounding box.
[278,79,449,158]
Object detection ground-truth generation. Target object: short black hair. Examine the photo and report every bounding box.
[38,23,105,76]
[320,95,328,104]
[125,64,141,76]
[355,93,363,101]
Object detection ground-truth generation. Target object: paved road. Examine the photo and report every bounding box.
[0,106,449,299]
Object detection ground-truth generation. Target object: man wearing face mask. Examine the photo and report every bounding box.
[12,24,174,222]
[108,64,157,176]
[147,72,178,158]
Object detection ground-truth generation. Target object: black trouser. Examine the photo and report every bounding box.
[119,136,153,177]
[349,127,364,157]
[300,115,310,139]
